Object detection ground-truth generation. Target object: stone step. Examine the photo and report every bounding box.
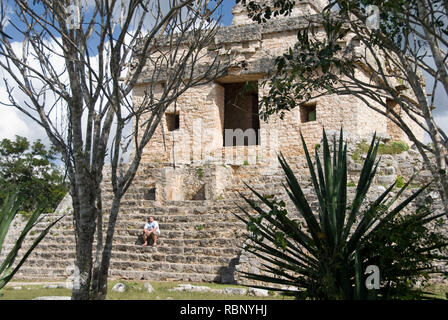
[100,181,288,199]
[14,258,237,275]
[13,267,225,283]
[28,204,249,220]
[26,216,247,233]
[6,234,240,248]
[2,245,242,270]
[100,200,252,210]
[21,241,241,258]
[46,210,244,223]
[115,213,242,223]
[28,225,246,240]
[19,248,240,266]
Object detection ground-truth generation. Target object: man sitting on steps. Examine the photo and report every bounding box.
[142,216,160,247]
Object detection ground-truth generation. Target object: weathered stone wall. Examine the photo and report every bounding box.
[135,5,424,168]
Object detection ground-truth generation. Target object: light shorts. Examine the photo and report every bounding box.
[144,229,160,236]
[149,230,160,237]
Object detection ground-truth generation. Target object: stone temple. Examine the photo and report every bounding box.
[3,1,430,285]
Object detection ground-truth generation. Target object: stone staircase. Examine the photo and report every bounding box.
[3,151,410,284]
[2,161,299,283]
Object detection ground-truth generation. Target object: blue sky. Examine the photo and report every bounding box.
[217,0,236,26]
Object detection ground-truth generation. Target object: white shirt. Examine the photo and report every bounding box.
[144,221,160,234]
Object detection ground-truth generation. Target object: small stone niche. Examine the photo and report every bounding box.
[143,187,156,200]
[191,185,206,200]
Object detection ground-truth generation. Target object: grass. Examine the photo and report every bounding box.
[0,280,295,300]
[2,280,446,300]
[347,181,356,187]
[355,140,409,157]
[352,141,410,163]
[395,175,406,188]
[194,224,205,231]
[424,284,448,300]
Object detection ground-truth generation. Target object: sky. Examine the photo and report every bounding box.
[0,0,446,149]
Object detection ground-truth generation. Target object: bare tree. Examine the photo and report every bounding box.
[0,0,226,299]
[237,0,448,216]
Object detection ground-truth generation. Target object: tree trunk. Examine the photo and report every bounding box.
[90,195,122,300]
[71,184,97,300]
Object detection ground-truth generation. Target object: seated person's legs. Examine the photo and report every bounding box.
[151,232,158,246]
[142,229,151,246]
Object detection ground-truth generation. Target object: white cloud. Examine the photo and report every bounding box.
[0,106,49,142]
[0,35,132,159]
[0,38,65,146]
[0,107,30,139]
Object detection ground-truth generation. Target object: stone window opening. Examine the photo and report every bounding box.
[222,81,260,146]
[300,103,317,123]
[166,112,180,131]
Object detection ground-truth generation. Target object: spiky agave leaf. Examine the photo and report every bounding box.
[236,129,445,300]
[0,191,65,290]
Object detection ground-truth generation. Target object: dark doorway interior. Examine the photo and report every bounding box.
[223,82,260,146]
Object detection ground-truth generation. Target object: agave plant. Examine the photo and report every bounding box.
[236,129,448,300]
[0,191,65,293]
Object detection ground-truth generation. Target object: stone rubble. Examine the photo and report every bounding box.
[111,283,126,293]
[168,284,268,297]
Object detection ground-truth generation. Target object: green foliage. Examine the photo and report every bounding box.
[261,14,352,120]
[395,175,405,189]
[235,129,448,300]
[0,136,67,214]
[0,191,65,294]
[195,224,205,231]
[347,181,356,187]
[237,0,446,124]
[236,0,296,24]
[351,149,361,162]
[387,141,409,153]
[197,167,204,179]
[359,205,448,299]
[356,140,409,156]
[378,141,409,155]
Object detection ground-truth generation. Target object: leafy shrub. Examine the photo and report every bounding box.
[236,130,448,300]
[0,136,67,213]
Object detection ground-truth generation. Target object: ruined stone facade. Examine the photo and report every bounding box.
[3,2,438,286]
[136,2,424,167]
[134,1,425,202]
